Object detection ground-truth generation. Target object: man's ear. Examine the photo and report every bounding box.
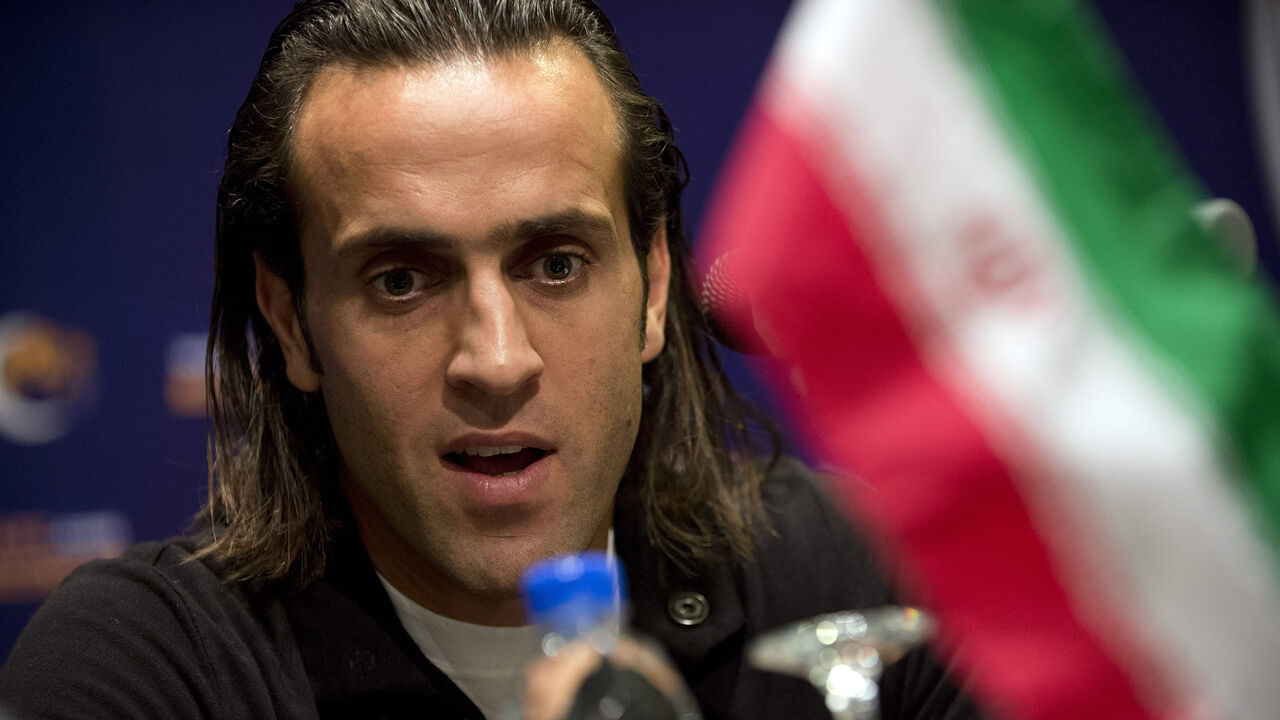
[254,252,321,392]
[640,226,671,363]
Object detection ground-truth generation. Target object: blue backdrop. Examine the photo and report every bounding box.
[2,1,1274,657]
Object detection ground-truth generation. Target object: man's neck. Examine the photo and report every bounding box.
[352,512,614,626]
[358,526,530,626]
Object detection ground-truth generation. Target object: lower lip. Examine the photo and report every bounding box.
[443,452,554,507]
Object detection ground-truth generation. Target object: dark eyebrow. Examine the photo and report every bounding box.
[332,208,619,261]
[496,209,618,244]
[333,227,458,261]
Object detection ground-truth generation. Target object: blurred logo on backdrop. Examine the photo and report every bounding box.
[0,511,132,603]
[0,312,99,445]
[164,332,208,417]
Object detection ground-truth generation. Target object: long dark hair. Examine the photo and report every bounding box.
[199,0,777,583]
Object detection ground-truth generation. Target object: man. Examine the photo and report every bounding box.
[0,2,980,718]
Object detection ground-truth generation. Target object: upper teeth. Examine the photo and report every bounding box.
[462,446,525,457]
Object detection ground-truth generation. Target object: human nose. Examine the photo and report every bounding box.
[445,274,544,396]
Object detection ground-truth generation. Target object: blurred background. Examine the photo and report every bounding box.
[1,0,1275,657]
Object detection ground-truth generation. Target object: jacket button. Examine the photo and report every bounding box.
[667,591,709,626]
[349,649,376,675]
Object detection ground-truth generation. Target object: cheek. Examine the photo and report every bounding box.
[573,295,647,400]
[561,333,645,439]
[312,321,444,447]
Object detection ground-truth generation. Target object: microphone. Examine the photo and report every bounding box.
[1193,197,1257,275]
[697,251,767,355]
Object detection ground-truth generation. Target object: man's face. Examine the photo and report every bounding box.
[256,44,670,625]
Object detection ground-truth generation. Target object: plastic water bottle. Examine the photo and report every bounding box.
[522,552,625,661]
[520,552,700,720]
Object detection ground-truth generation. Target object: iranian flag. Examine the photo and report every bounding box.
[700,1,1280,718]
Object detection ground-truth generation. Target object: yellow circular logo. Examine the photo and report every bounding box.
[0,312,99,444]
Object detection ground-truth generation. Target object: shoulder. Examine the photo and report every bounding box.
[0,537,312,720]
[29,536,225,616]
[746,457,896,614]
[757,457,858,540]
[749,461,989,720]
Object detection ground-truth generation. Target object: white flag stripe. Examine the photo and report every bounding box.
[766,0,1280,716]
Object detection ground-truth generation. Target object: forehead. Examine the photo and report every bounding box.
[289,43,626,245]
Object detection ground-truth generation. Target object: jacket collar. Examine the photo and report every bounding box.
[612,483,746,681]
[281,527,484,718]
[281,494,747,712]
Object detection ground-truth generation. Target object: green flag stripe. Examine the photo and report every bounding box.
[939,0,1280,538]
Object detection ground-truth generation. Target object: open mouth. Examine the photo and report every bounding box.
[444,446,549,477]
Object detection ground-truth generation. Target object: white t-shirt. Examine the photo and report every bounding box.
[379,574,541,719]
[377,531,618,719]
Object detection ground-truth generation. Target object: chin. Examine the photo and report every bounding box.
[470,533,590,583]
[460,537,558,585]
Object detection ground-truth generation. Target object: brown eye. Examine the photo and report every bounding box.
[541,253,580,281]
[375,268,422,296]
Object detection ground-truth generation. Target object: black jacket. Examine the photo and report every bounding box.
[0,460,981,719]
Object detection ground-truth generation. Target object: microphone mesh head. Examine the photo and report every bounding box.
[699,252,743,315]
[698,251,761,353]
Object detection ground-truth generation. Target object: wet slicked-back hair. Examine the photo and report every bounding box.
[201,0,776,583]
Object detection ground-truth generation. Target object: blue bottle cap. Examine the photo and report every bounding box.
[521,551,626,619]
